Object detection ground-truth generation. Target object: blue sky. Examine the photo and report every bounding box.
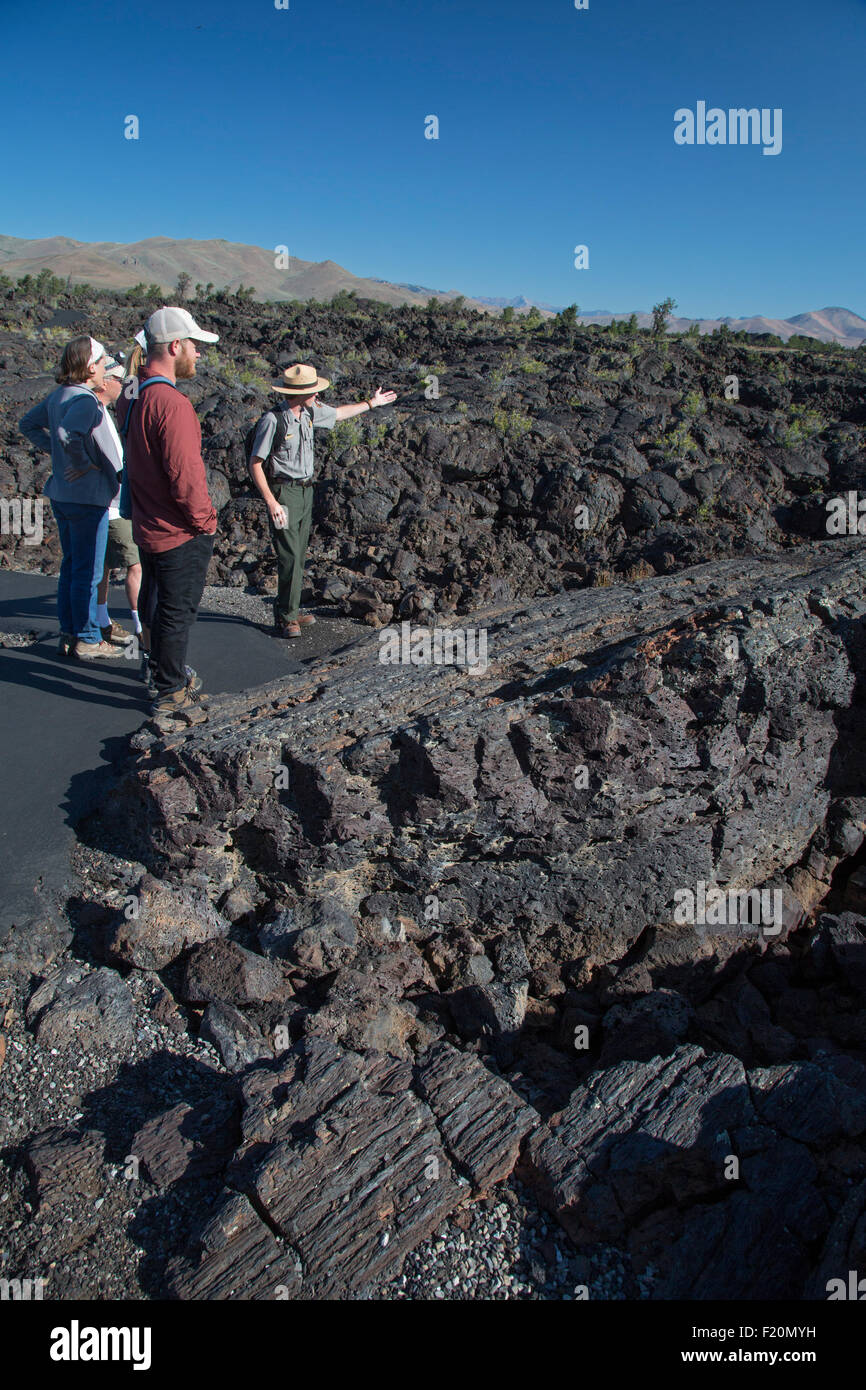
[1,0,864,319]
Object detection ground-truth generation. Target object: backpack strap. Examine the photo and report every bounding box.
[118,375,177,438]
[116,375,178,520]
[251,407,290,470]
[273,406,290,456]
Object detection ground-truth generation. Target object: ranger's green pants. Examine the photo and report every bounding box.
[268,480,313,623]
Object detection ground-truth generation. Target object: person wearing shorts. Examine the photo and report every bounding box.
[94,359,142,644]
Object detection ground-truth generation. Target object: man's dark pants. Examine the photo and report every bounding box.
[140,532,213,696]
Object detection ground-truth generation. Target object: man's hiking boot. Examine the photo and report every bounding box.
[150,685,209,729]
[140,658,199,700]
[274,620,301,638]
[101,619,130,645]
[296,612,316,627]
[74,638,126,660]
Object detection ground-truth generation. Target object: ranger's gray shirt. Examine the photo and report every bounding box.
[251,403,338,480]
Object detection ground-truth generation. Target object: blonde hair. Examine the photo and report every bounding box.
[124,343,144,379]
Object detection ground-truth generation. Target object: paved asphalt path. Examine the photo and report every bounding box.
[0,572,364,940]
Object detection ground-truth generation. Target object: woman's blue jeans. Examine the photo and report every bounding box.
[50,501,109,643]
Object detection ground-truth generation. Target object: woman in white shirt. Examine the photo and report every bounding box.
[92,358,142,645]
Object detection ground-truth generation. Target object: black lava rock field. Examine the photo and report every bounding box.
[2,284,866,1302]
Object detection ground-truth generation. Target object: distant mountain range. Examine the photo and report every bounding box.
[1,234,864,346]
[472,293,565,314]
[545,305,866,348]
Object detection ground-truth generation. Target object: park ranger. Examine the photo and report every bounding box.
[248,363,396,637]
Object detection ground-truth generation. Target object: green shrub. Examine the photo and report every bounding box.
[657,423,699,461]
[768,357,789,382]
[493,408,532,440]
[787,334,838,354]
[680,389,706,419]
[651,297,676,336]
[593,356,633,381]
[238,368,270,389]
[329,419,362,452]
[780,405,825,448]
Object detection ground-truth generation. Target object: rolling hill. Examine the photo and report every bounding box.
[1,234,863,345]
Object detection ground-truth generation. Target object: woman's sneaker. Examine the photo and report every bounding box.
[74,638,126,660]
[57,632,73,658]
[184,665,202,693]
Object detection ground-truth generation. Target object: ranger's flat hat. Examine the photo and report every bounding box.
[272,363,330,395]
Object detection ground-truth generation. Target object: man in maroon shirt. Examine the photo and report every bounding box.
[118,306,218,718]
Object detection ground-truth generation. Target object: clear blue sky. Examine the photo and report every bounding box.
[1,0,864,319]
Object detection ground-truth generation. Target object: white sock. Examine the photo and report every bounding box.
[97,603,110,627]
[130,609,143,634]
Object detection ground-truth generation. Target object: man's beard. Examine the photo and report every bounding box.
[175,355,196,380]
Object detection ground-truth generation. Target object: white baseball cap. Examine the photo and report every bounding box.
[143,306,219,345]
